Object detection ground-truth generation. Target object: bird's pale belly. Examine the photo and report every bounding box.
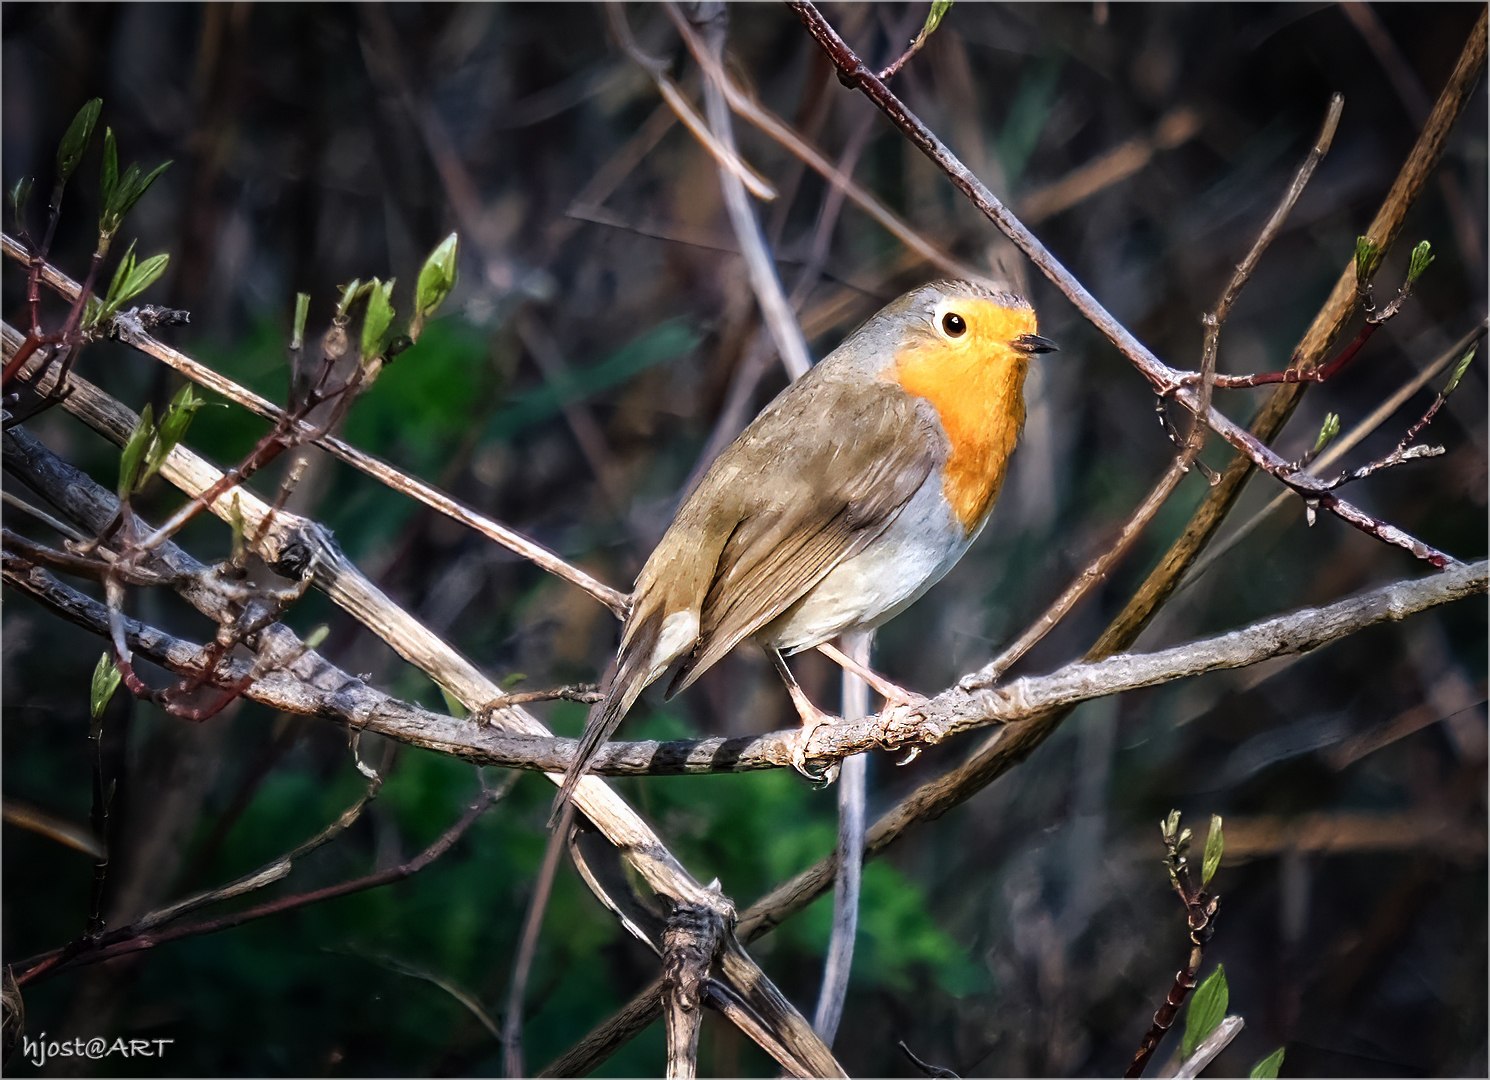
[758,473,984,654]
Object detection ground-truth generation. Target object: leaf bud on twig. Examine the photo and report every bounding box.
[1201,814,1224,886]
[1312,412,1340,455]
[89,652,122,720]
[410,232,459,341]
[1443,347,1475,397]
[1406,240,1434,284]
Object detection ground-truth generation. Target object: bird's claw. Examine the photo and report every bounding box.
[788,713,839,785]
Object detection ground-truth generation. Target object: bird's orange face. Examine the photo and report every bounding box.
[886,295,1050,533]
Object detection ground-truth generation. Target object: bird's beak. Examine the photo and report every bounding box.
[1012,334,1059,354]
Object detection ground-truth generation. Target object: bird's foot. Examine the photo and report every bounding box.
[785,701,841,784]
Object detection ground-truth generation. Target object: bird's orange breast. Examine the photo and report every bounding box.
[886,304,1033,534]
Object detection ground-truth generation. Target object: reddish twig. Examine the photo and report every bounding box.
[1125,817,1221,1078]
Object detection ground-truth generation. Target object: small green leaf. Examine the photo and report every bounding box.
[1353,235,1380,282]
[439,686,469,719]
[97,130,170,238]
[84,239,136,329]
[89,652,122,719]
[414,232,459,322]
[57,98,103,182]
[1181,965,1229,1058]
[500,672,528,690]
[120,253,169,307]
[1444,347,1475,397]
[143,382,203,483]
[1201,813,1224,885]
[1406,240,1434,284]
[291,293,311,351]
[105,240,139,304]
[117,403,155,497]
[1250,1047,1286,1079]
[1312,412,1341,455]
[360,277,396,359]
[302,624,331,651]
[10,177,33,223]
[98,127,120,234]
[922,0,954,39]
[1162,809,1181,844]
[90,242,169,326]
[337,278,365,319]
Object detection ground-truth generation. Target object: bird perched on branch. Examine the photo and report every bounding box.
[553,280,1055,819]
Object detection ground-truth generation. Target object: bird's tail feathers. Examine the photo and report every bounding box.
[548,612,662,827]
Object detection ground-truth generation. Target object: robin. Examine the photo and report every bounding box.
[554,279,1055,817]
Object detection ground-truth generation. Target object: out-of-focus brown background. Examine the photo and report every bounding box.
[3,3,1485,1076]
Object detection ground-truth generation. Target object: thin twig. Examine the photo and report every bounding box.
[502,801,573,1078]
[0,381,844,1076]
[1174,320,1487,598]
[1018,108,1202,224]
[898,1040,961,1078]
[14,784,504,985]
[1125,814,1222,1078]
[1,490,91,542]
[1094,7,1486,652]
[547,554,1487,1074]
[602,3,777,201]
[1,800,106,860]
[662,5,987,285]
[680,2,813,379]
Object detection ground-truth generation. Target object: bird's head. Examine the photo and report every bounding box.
[892,279,1056,369]
[881,280,1055,416]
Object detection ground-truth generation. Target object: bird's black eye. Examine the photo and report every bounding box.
[942,312,967,337]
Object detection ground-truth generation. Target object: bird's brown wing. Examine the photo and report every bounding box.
[662,375,942,696]
[551,373,938,821]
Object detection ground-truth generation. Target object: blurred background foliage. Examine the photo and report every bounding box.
[2,3,1485,1076]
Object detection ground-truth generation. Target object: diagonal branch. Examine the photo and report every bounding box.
[0,240,630,619]
[784,4,1464,568]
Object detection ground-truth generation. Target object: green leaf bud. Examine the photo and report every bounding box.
[1201,813,1224,885]
[1443,347,1475,397]
[415,232,459,321]
[1406,240,1434,284]
[1312,412,1340,455]
[291,293,310,351]
[117,403,155,497]
[90,652,122,719]
[360,277,396,360]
